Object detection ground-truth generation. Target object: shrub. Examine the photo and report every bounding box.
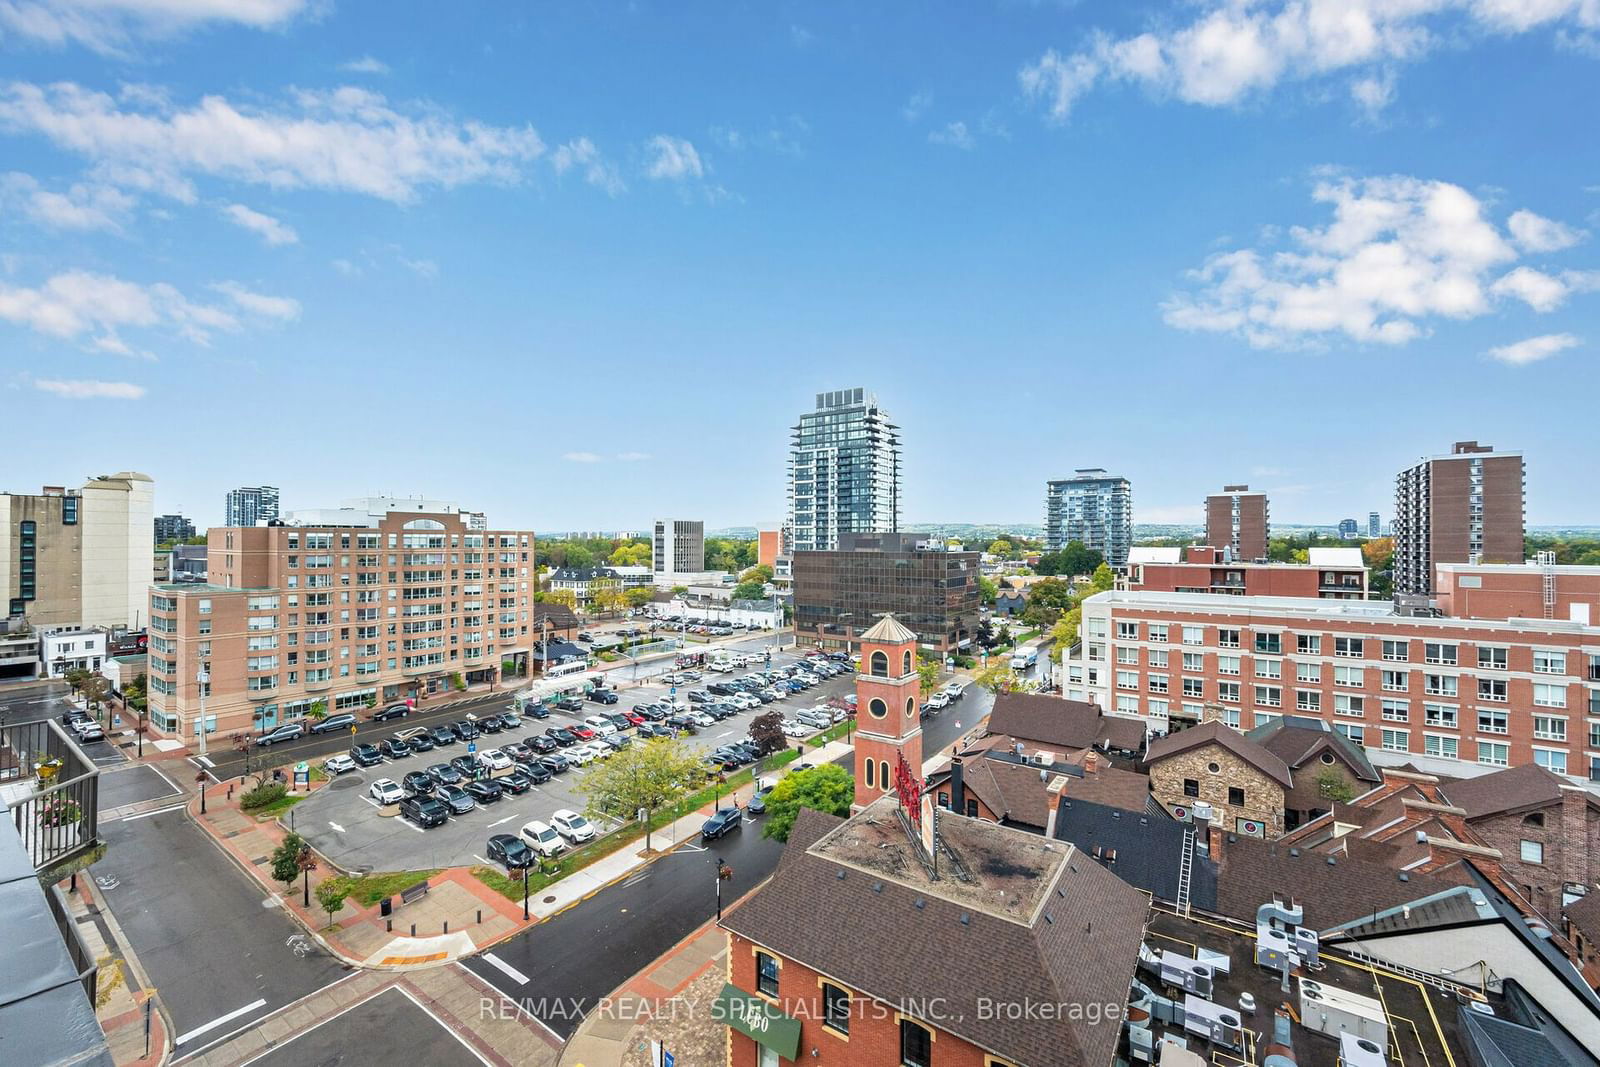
[241,782,288,811]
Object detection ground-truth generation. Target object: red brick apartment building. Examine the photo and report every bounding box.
[1127,546,1368,600]
[1065,590,1600,785]
[1393,440,1525,596]
[1205,484,1268,561]
[1435,560,1600,624]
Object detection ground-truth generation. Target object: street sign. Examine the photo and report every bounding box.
[663,1051,674,1067]
[468,742,477,754]
[669,686,677,697]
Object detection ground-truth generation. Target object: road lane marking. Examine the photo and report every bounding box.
[119,803,187,822]
[174,998,268,1045]
[480,952,531,985]
[328,821,346,833]
[487,813,518,828]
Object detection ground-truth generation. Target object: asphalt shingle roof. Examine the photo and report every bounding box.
[1145,720,1293,789]
[985,692,1146,754]
[1441,764,1568,820]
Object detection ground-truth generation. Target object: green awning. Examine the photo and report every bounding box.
[713,982,802,1060]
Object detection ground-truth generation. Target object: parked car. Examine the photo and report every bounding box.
[690,711,716,728]
[487,833,535,870]
[311,713,358,735]
[501,741,530,761]
[71,719,105,742]
[402,770,435,796]
[537,753,570,775]
[517,760,552,784]
[369,778,406,805]
[477,748,513,772]
[546,726,579,746]
[569,724,597,741]
[524,703,550,720]
[378,738,413,760]
[748,784,772,815]
[781,719,812,738]
[601,733,631,751]
[323,754,357,775]
[520,819,566,857]
[701,807,742,840]
[587,689,619,705]
[926,692,952,710]
[450,720,479,741]
[426,762,463,787]
[476,715,504,734]
[528,734,558,754]
[566,744,599,766]
[351,742,384,767]
[257,723,305,746]
[371,703,410,722]
[622,710,646,727]
[551,809,596,843]
[400,795,448,828]
[582,715,617,736]
[435,783,475,814]
[464,780,502,805]
[554,697,584,712]
[605,712,633,731]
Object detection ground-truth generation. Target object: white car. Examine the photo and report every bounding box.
[551,809,596,843]
[566,744,600,765]
[323,754,357,775]
[519,819,566,857]
[708,660,736,673]
[368,778,406,804]
[583,715,619,737]
[70,718,105,742]
[926,692,952,710]
[731,693,759,710]
[690,711,716,728]
[582,740,614,761]
[477,748,513,771]
[781,719,813,738]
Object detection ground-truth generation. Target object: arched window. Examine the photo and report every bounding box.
[870,650,889,677]
[402,518,446,530]
[865,759,876,788]
[881,760,891,789]
[869,698,887,719]
[906,696,915,719]
[903,650,913,674]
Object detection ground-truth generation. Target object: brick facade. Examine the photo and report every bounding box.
[1468,791,1600,907]
[1146,744,1285,837]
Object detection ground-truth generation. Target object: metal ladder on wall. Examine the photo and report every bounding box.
[1175,828,1195,915]
[1539,549,1557,619]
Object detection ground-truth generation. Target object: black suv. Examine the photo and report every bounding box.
[371,703,410,722]
[400,796,448,828]
[350,743,384,767]
[528,734,558,754]
[378,739,412,761]
[587,689,619,705]
[450,721,479,741]
[429,725,457,746]
[402,770,435,796]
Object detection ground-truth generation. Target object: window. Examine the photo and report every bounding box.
[1532,715,1566,741]
[1424,734,1458,760]
[868,698,886,719]
[1424,642,1457,666]
[756,952,779,997]
[1296,634,1321,655]
[1381,728,1409,752]
[1254,685,1281,708]
[1182,652,1203,672]
[1477,708,1508,734]
[1183,778,1199,798]
[1148,624,1169,643]
[822,984,850,1035]
[900,1020,932,1067]
[1254,632,1281,654]
[1520,840,1544,864]
[1147,648,1168,668]
[1382,639,1409,662]
[1117,647,1139,665]
[1148,698,1169,719]
[1218,655,1240,676]
[1423,703,1457,728]
[1227,787,1245,806]
[1148,675,1169,694]
[1219,628,1240,649]
[1117,671,1138,690]
[1381,670,1407,692]
[1217,681,1238,702]
[870,651,888,676]
[1477,646,1508,671]
[1478,741,1509,767]
[1116,695,1140,715]
[1182,625,1203,646]
[1478,678,1508,703]
[1533,650,1566,675]
[1534,749,1568,775]
[1117,621,1138,640]
[1334,637,1364,658]
[1533,683,1566,708]
[1335,665,1363,688]
[1334,694,1363,718]
[866,760,875,788]
[1184,678,1205,699]
[1335,723,1365,746]
[1297,690,1321,712]
[1424,675,1457,697]
[1256,658,1281,679]
[1296,661,1320,684]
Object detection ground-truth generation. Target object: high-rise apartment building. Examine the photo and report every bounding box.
[1393,441,1525,596]
[224,485,280,528]
[2,473,154,629]
[1338,518,1360,540]
[652,519,705,578]
[154,514,196,544]
[145,499,534,740]
[1044,469,1132,566]
[788,389,900,552]
[1204,485,1268,560]
[1369,512,1381,538]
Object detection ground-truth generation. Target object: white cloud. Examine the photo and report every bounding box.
[220,202,298,246]
[616,451,650,461]
[644,135,703,180]
[927,121,975,150]
[0,82,545,204]
[340,56,390,75]
[1507,208,1586,252]
[562,451,602,463]
[397,256,438,280]
[1487,332,1580,365]
[551,137,625,195]
[34,377,145,399]
[789,23,813,48]
[1350,69,1397,120]
[1019,1,1600,123]
[0,268,294,349]
[0,0,309,54]
[330,258,359,277]
[901,91,932,122]
[211,280,299,320]
[1163,174,1596,349]
[0,171,133,230]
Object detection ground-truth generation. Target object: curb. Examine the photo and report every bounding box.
[82,876,174,1067]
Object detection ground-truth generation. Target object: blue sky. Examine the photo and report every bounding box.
[2,1,1597,531]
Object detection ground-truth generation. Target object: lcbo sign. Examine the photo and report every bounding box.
[729,999,771,1033]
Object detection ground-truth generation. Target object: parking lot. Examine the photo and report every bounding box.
[288,648,860,873]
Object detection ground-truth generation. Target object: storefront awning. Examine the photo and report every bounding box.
[531,640,586,663]
[713,982,801,1061]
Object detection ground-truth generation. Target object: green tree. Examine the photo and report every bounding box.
[1315,768,1357,804]
[977,576,999,605]
[731,580,767,601]
[81,673,111,716]
[624,587,655,609]
[1090,562,1116,592]
[543,588,578,611]
[577,737,704,851]
[1048,604,1083,650]
[1037,541,1103,577]
[562,544,596,570]
[608,541,651,567]
[315,879,349,929]
[987,539,1013,558]
[763,764,854,842]
[305,698,328,722]
[917,660,942,698]
[270,831,308,888]
[974,661,1020,694]
[740,563,775,585]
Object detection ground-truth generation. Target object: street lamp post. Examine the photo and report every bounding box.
[715,857,730,921]
[522,863,530,921]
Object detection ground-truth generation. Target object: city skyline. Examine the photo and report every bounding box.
[2,5,1597,529]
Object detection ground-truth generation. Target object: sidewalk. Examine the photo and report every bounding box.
[65,876,170,1067]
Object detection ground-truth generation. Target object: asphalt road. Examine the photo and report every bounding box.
[462,808,784,1038]
[246,986,489,1067]
[96,809,350,1056]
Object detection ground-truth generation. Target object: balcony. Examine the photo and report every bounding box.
[0,718,102,876]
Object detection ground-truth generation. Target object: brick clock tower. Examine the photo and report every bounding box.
[852,614,924,810]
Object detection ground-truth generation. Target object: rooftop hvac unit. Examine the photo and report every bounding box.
[1157,951,1216,998]
[1183,995,1243,1051]
[1299,979,1388,1047]
[1339,1032,1389,1067]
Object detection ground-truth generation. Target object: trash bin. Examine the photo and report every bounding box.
[379,896,393,918]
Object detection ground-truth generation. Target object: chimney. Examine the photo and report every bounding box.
[1192,801,1213,854]
[950,758,966,815]
[1083,751,1099,775]
[1209,824,1225,861]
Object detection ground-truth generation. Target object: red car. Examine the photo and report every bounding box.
[623,711,646,727]
[569,724,597,741]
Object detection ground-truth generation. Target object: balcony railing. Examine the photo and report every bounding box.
[0,718,102,875]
